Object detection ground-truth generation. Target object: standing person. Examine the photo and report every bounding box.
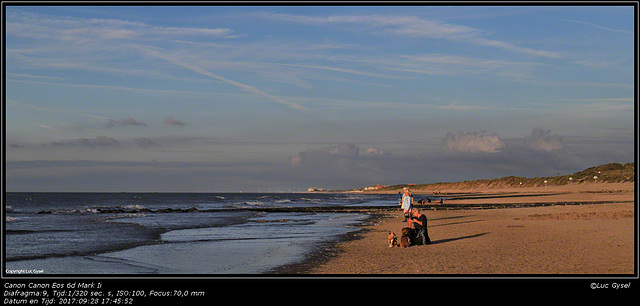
[408,208,432,245]
[397,191,403,207]
[401,188,413,222]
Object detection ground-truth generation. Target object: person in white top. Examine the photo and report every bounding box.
[401,188,413,222]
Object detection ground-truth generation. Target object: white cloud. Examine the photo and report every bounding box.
[164,116,187,126]
[106,118,146,128]
[363,147,391,157]
[445,131,505,153]
[291,143,390,166]
[48,136,120,148]
[133,137,159,148]
[528,128,563,151]
[292,143,360,166]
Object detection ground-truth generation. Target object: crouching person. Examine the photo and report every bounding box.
[408,208,432,245]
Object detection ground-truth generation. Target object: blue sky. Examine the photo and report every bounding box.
[4,5,635,192]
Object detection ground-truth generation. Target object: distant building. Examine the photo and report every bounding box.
[363,185,387,191]
[307,187,325,192]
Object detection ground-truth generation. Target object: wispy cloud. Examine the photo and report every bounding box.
[135,45,307,112]
[258,13,479,38]
[7,78,227,98]
[6,10,241,82]
[7,10,239,41]
[7,99,57,113]
[466,37,561,58]
[392,54,538,79]
[7,99,113,122]
[36,124,63,133]
[272,62,399,79]
[543,98,634,113]
[7,72,66,81]
[291,95,530,112]
[561,18,633,35]
[7,11,306,111]
[440,101,491,111]
[259,12,561,58]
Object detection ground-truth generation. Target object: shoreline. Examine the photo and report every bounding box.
[294,182,635,275]
[269,212,387,275]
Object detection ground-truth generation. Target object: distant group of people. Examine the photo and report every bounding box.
[399,190,443,206]
[397,188,432,246]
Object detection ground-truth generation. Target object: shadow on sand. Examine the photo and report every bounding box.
[431,232,489,245]
[431,219,484,228]
[430,214,476,221]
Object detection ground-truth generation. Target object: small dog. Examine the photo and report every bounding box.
[400,227,411,248]
[388,232,398,247]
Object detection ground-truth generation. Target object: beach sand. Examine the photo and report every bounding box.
[308,182,635,275]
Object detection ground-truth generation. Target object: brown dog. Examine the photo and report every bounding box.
[400,227,411,248]
[388,232,398,247]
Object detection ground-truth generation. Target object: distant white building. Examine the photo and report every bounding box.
[363,185,387,191]
[307,187,325,192]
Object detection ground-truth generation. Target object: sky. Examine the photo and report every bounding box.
[4,5,636,192]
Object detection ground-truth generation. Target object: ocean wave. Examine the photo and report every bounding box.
[300,198,321,203]
[36,208,102,215]
[6,228,74,235]
[105,213,146,220]
[243,201,265,206]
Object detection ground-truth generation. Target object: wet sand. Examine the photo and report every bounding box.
[308,183,635,275]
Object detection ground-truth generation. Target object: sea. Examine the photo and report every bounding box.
[4,192,398,275]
